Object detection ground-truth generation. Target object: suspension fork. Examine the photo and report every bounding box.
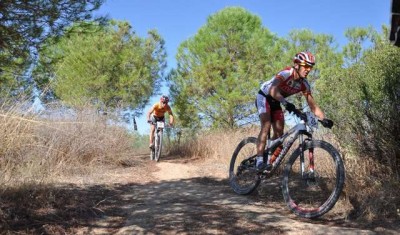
[299,134,305,177]
[308,144,315,172]
[299,135,314,177]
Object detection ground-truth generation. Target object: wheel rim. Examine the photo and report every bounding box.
[283,142,343,218]
[229,137,260,194]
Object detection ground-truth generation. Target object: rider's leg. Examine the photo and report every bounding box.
[149,124,155,148]
[271,110,284,138]
[270,113,284,163]
[256,113,272,169]
[256,94,272,156]
[255,94,272,169]
[257,113,272,156]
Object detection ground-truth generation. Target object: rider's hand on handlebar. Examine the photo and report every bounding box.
[320,118,334,129]
[296,111,308,121]
[282,101,307,120]
[284,102,296,113]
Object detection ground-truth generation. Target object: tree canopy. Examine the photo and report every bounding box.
[169,7,277,129]
[0,0,106,97]
[34,20,167,113]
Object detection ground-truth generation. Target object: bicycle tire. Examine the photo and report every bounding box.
[282,140,345,218]
[155,129,163,162]
[229,137,261,195]
[150,147,155,161]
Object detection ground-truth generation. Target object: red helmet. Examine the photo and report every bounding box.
[160,95,169,103]
[293,51,315,66]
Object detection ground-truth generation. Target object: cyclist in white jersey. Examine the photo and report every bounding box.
[255,51,334,171]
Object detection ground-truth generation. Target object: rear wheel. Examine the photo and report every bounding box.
[229,137,261,195]
[282,140,345,218]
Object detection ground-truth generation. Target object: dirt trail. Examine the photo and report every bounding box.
[75,155,397,235]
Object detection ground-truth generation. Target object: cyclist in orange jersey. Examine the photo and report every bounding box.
[255,52,333,171]
[147,95,174,149]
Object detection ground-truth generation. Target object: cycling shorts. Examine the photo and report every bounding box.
[150,115,165,125]
[255,92,284,122]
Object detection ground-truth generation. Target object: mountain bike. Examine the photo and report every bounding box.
[150,120,166,162]
[229,110,345,219]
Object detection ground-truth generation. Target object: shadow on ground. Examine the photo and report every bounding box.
[0,174,398,234]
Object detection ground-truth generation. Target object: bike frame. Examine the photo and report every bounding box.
[264,119,313,175]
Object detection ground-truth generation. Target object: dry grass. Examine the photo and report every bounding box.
[0,102,146,233]
[167,125,259,165]
[0,103,139,186]
[341,156,400,220]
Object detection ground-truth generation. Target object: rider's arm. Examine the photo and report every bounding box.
[269,78,287,104]
[147,105,155,121]
[168,109,174,125]
[304,93,325,120]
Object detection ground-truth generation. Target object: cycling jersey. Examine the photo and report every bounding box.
[256,66,312,120]
[151,102,172,118]
[260,66,311,97]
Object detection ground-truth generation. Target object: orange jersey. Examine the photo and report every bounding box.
[151,102,172,118]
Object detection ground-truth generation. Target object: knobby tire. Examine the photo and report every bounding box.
[155,129,163,162]
[229,137,261,195]
[282,140,345,218]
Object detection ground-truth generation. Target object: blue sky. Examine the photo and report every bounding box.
[95,0,391,134]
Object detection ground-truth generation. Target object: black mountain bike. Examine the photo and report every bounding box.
[150,120,166,162]
[229,110,345,218]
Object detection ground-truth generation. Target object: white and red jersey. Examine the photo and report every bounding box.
[260,66,311,97]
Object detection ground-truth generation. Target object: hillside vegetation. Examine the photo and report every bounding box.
[0,4,399,231]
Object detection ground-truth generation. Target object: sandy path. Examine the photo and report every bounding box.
[108,159,391,235]
[152,162,195,180]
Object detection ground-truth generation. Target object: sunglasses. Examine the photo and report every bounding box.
[162,101,168,104]
[300,63,314,69]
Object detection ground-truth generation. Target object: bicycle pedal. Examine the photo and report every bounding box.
[256,163,272,172]
[258,170,272,179]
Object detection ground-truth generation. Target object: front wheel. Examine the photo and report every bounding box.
[154,129,163,162]
[282,140,345,218]
[150,147,155,161]
[229,137,261,195]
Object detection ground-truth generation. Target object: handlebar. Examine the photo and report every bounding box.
[147,120,173,126]
[292,109,307,122]
[291,109,333,129]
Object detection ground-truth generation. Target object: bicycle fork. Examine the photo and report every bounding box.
[299,135,315,178]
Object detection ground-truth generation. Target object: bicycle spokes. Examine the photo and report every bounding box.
[283,141,344,218]
[229,137,261,195]
[236,156,256,174]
